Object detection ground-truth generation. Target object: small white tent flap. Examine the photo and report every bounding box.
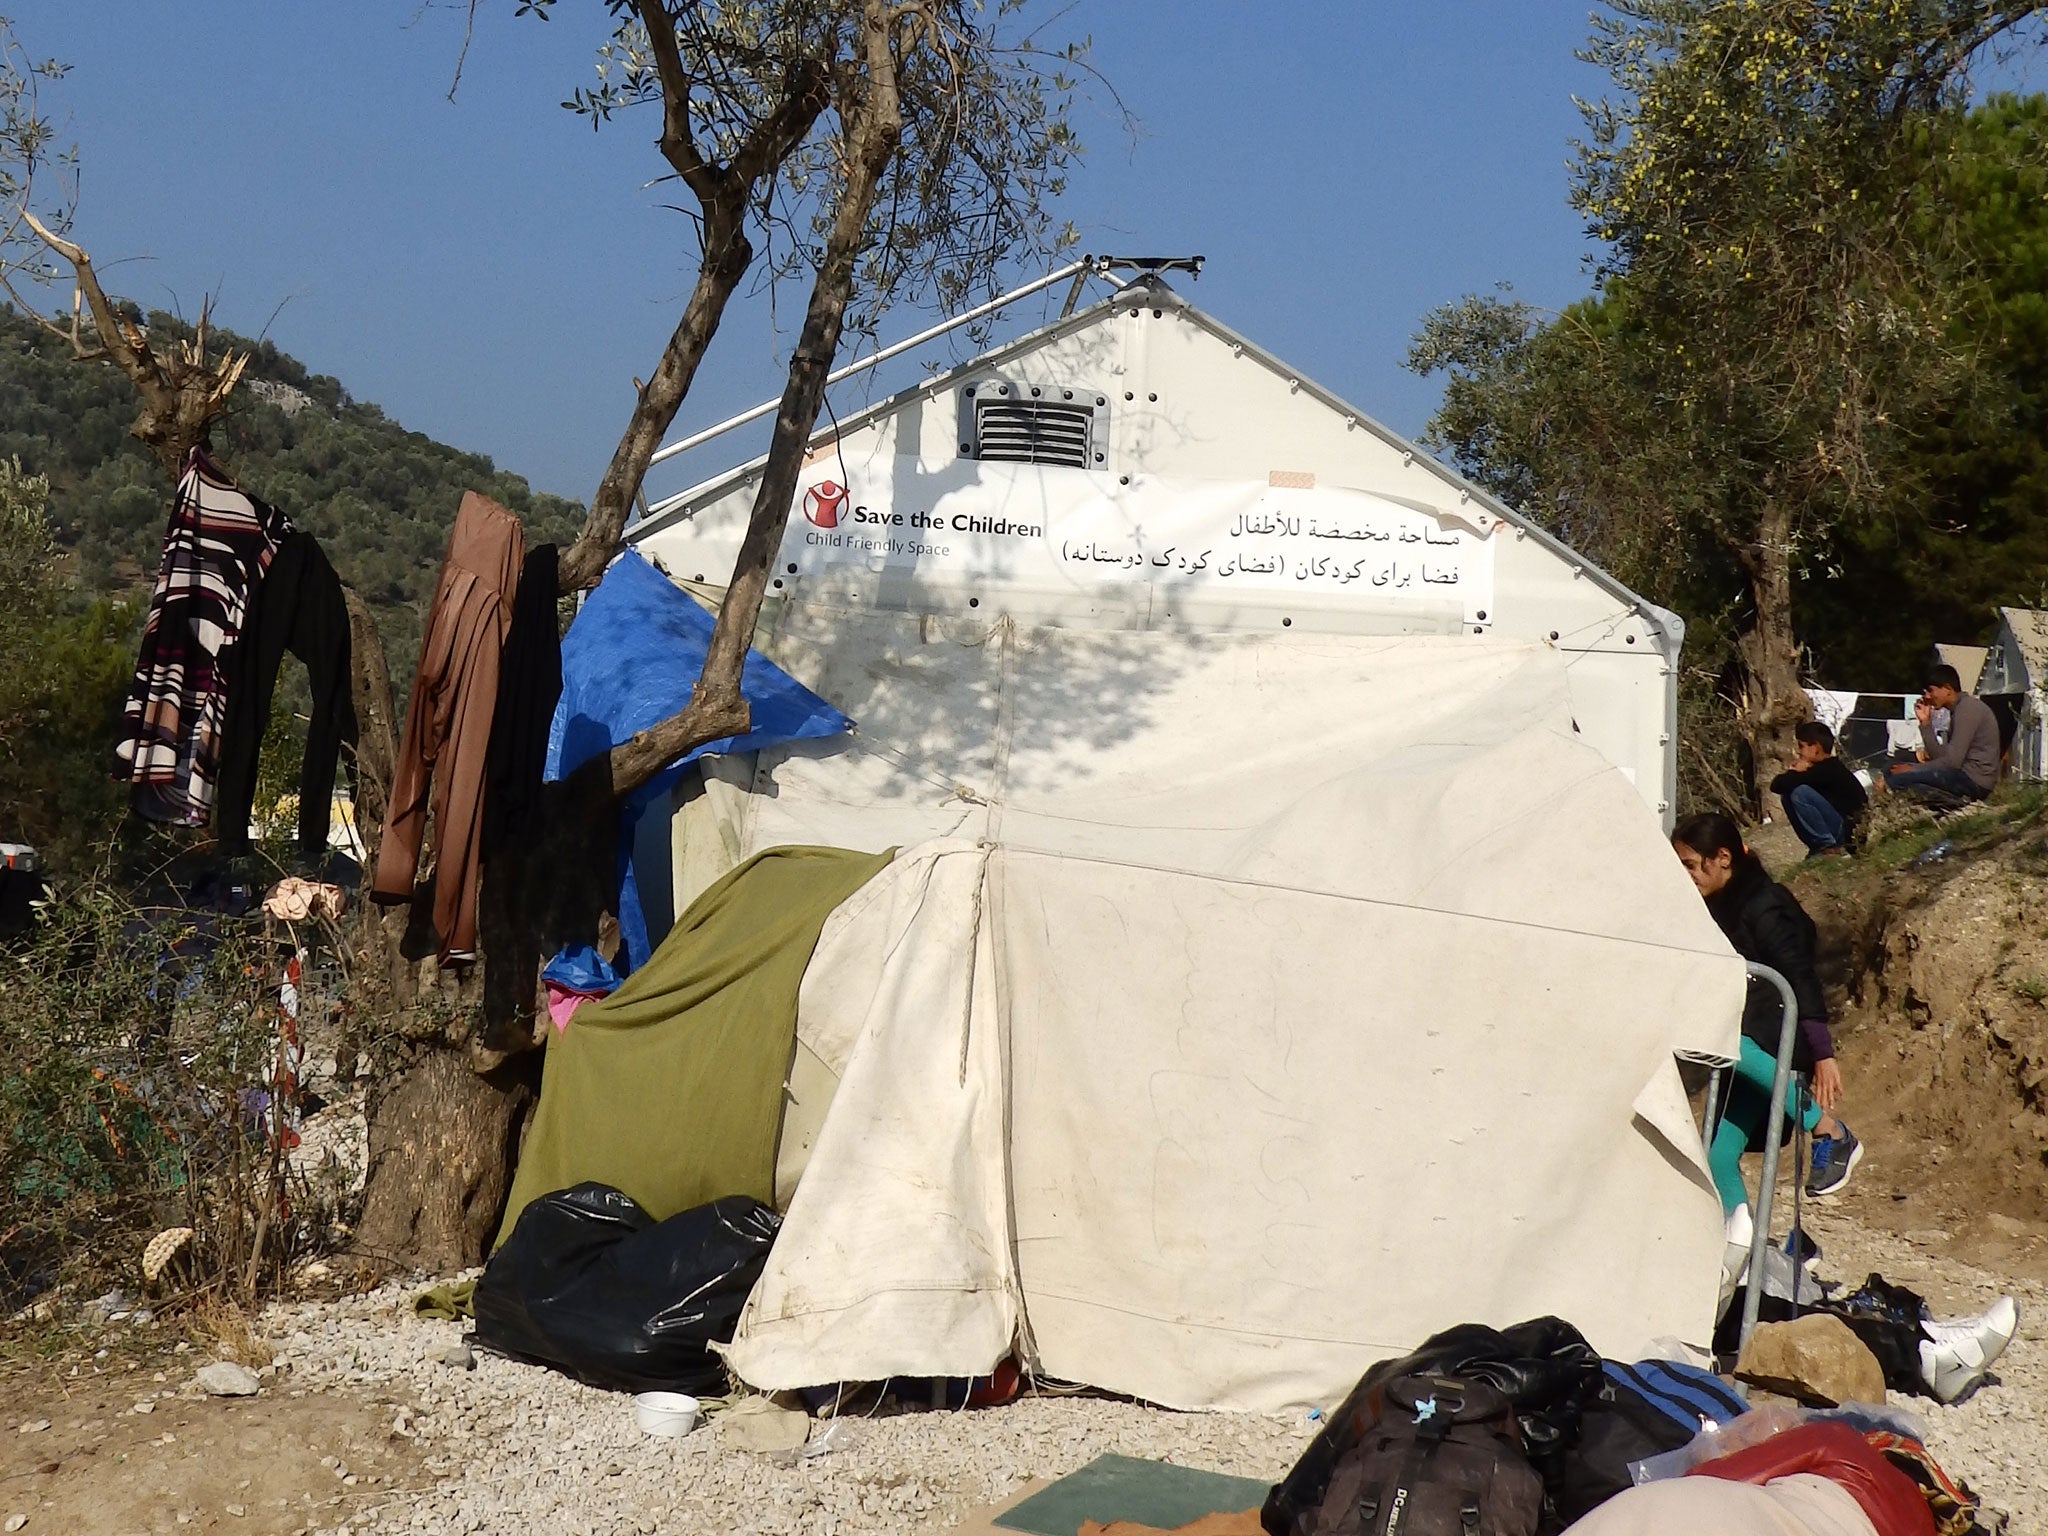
[731,844,1020,1384]
[722,632,1743,1411]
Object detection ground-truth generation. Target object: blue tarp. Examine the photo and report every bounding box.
[544,550,850,973]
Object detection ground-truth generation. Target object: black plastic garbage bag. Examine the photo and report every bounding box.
[1262,1316,1602,1536]
[473,1183,780,1394]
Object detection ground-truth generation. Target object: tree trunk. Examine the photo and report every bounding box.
[1735,501,1813,813]
[348,11,857,1269]
[351,1043,540,1276]
[605,0,905,790]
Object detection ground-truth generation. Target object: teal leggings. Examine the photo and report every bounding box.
[1708,1036,1822,1214]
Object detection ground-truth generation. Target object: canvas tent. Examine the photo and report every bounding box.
[1935,643,1989,696]
[633,273,1682,842]
[1979,607,2048,780]
[532,272,1750,1411]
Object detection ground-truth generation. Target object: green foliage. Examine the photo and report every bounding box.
[0,302,585,691]
[1416,89,2048,697]
[0,882,341,1311]
[1566,1,2014,576]
[0,450,53,658]
[1413,4,2048,803]
[0,453,132,865]
[0,14,74,271]
[1808,94,2048,681]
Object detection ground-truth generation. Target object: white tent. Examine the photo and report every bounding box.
[662,614,1741,1412]
[613,275,1743,1411]
[634,273,1682,830]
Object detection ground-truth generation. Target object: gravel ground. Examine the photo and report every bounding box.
[1802,1202,2048,1531]
[260,1283,1313,1536]
[255,1208,2047,1536]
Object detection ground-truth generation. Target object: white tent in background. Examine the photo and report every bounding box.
[614,268,1744,1411]
[1980,608,2048,779]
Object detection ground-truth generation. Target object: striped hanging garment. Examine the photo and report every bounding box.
[112,450,293,825]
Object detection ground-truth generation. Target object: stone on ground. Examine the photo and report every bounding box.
[1736,1314,1887,1407]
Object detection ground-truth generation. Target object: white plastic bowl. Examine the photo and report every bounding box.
[633,1391,701,1437]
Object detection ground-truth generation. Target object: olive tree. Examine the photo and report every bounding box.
[1414,1,2047,800]
[353,0,1093,1270]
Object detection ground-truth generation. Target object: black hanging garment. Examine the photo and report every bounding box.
[213,532,359,865]
[479,545,564,1043]
[481,544,562,859]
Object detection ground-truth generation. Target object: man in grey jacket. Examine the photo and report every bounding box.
[1886,663,2001,803]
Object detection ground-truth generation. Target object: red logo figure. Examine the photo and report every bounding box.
[804,479,848,528]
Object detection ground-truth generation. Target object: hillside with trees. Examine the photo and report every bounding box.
[0,301,584,867]
[0,301,585,689]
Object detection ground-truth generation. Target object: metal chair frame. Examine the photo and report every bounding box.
[1698,962,1803,1364]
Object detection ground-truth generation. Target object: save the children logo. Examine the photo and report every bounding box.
[803,479,848,528]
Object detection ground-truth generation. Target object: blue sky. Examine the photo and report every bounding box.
[0,5,1793,503]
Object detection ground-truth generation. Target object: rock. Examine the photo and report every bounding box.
[3,1515,24,1531]
[715,1396,813,1455]
[195,1363,262,1398]
[1737,1315,1887,1407]
[15,1421,48,1435]
[225,1506,245,1519]
[82,1289,130,1324]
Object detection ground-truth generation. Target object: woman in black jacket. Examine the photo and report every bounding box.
[1671,814,1861,1233]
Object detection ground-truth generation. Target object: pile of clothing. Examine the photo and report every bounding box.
[112,448,357,869]
[1260,1315,2007,1536]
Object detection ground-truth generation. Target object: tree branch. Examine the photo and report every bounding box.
[634,0,720,201]
[556,212,754,592]
[22,210,159,383]
[607,0,905,788]
[729,56,833,188]
[557,16,833,593]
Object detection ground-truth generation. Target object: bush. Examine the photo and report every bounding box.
[0,877,365,1318]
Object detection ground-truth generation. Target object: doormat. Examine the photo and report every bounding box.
[991,1453,1271,1536]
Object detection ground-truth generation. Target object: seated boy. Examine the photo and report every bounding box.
[1770,721,1868,856]
[1885,664,2000,806]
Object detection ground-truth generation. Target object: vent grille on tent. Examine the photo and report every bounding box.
[959,381,1108,470]
[972,400,1093,468]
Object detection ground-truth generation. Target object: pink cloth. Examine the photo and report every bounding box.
[545,982,608,1033]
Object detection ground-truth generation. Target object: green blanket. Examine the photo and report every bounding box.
[494,844,892,1250]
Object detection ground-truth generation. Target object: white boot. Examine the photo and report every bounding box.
[1721,1204,1754,1293]
[1919,1295,2020,1404]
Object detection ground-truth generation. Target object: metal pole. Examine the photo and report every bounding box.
[1738,961,1801,1357]
[645,258,1099,470]
[1699,1066,1725,1156]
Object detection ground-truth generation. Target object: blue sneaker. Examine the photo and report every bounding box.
[1782,1223,1822,1272]
[1806,1125,1864,1199]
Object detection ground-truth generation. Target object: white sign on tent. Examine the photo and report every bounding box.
[778,460,1500,626]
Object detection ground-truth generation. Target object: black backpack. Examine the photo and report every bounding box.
[1554,1359,1748,1522]
[1264,1319,1600,1536]
[1307,1374,1544,1536]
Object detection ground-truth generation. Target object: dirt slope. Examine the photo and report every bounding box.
[1783,810,2048,1278]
